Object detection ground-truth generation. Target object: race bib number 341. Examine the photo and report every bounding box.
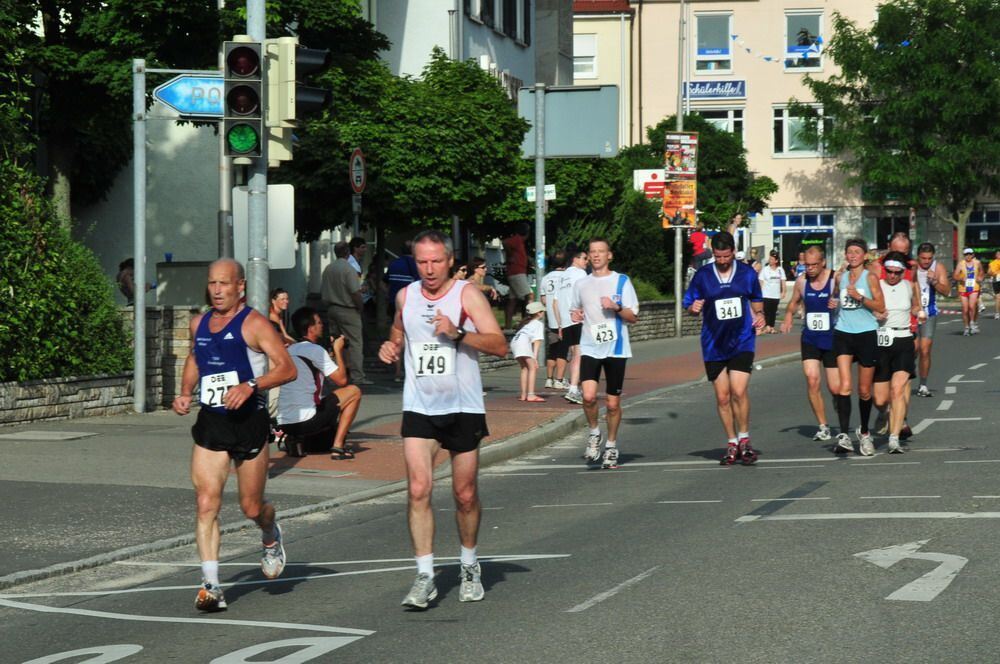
[714,297,742,321]
[200,371,239,407]
[411,342,456,376]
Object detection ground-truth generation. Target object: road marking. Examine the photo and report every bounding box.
[750,497,830,502]
[968,363,988,370]
[859,496,941,500]
[910,417,982,435]
[937,400,953,411]
[851,461,920,467]
[855,540,967,602]
[995,354,1000,360]
[0,597,374,635]
[945,386,957,395]
[503,457,838,470]
[973,496,1000,499]
[484,472,550,476]
[531,502,614,508]
[944,459,1000,464]
[663,467,729,472]
[0,431,98,441]
[117,554,570,568]
[757,464,826,469]
[737,511,1000,523]
[948,374,984,384]
[565,566,659,613]
[577,470,640,474]
[439,506,505,511]
[656,500,723,504]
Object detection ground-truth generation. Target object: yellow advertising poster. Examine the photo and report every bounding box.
[661,178,697,228]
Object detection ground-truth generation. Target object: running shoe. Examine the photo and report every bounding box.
[856,427,875,457]
[887,436,904,454]
[995,313,999,320]
[584,432,603,462]
[601,446,619,469]
[813,424,832,441]
[738,438,758,465]
[195,582,227,612]
[261,522,286,579]
[971,323,980,335]
[564,389,583,405]
[720,444,739,465]
[874,410,889,436]
[459,563,485,602]
[544,378,554,389]
[963,327,971,336]
[834,433,853,454]
[899,424,913,441]
[916,385,932,398]
[401,573,438,609]
[555,379,569,390]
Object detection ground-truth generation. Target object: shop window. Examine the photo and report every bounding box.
[696,14,732,72]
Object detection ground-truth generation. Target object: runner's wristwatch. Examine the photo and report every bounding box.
[454,328,467,344]
[247,378,259,392]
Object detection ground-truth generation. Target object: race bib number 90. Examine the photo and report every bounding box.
[806,312,830,331]
[411,342,456,376]
[200,371,239,407]
[714,297,742,321]
[590,321,617,344]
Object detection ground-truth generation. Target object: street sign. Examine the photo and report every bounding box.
[518,85,619,158]
[349,148,366,194]
[525,184,556,202]
[633,169,666,199]
[153,75,224,118]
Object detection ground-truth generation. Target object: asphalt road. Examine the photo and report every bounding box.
[4,315,999,663]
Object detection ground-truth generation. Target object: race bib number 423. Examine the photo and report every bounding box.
[200,371,239,407]
[714,297,742,321]
[590,321,617,344]
[411,342,456,376]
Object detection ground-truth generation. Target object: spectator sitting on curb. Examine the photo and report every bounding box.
[278,307,363,459]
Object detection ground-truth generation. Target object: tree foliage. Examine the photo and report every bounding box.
[797,0,1000,232]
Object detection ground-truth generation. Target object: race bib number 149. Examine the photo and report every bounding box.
[411,342,456,376]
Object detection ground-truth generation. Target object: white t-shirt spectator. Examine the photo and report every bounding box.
[759,265,785,299]
[278,341,338,425]
[510,319,545,359]
[540,269,564,329]
[570,272,639,359]
[556,265,587,330]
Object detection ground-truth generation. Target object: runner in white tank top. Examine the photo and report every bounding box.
[378,230,507,610]
[913,242,951,397]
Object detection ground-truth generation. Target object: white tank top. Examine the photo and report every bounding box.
[401,280,484,415]
[880,279,913,330]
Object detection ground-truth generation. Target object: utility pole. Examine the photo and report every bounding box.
[218,0,233,258]
[245,0,268,313]
[534,83,546,366]
[674,0,686,337]
[132,59,147,413]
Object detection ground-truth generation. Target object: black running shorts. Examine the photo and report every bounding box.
[401,411,489,453]
[561,323,582,347]
[547,328,567,360]
[579,355,628,396]
[192,406,270,461]
[833,330,878,368]
[874,335,916,382]
[801,339,838,369]
[704,352,754,382]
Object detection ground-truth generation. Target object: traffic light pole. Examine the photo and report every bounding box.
[132,59,147,413]
[534,83,546,368]
[218,0,233,258]
[245,0,268,314]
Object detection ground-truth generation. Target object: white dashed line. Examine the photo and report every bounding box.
[737,512,1000,523]
[859,496,941,500]
[851,461,920,466]
[948,374,985,384]
[968,363,988,370]
[911,417,982,435]
[757,464,827,469]
[485,472,550,476]
[937,400,954,411]
[531,502,615,508]
[565,566,659,613]
[577,470,640,474]
[945,459,1000,464]
[656,500,723,504]
[973,496,1000,499]
[750,497,830,502]
[944,386,957,395]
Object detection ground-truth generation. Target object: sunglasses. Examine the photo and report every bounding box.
[885,269,904,276]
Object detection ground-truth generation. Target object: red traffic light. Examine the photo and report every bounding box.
[227,46,261,78]
[227,84,260,116]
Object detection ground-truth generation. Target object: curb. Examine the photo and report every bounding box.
[0,350,799,591]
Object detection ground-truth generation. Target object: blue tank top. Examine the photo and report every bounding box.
[835,269,878,333]
[916,261,938,317]
[802,274,835,350]
[194,306,265,413]
[964,262,979,293]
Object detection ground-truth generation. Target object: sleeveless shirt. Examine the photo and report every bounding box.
[916,260,938,316]
[835,269,878,333]
[880,279,913,333]
[802,273,835,350]
[194,307,266,413]
[401,280,485,415]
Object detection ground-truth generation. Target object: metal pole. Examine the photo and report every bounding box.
[674,0,686,338]
[132,59,147,413]
[246,0,268,314]
[218,0,233,257]
[534,83,546,365]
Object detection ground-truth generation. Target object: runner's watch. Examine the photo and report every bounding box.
[247,378,259,392]
[454,328,467,344]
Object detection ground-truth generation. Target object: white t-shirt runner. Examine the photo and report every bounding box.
[540,269,564,329]
[277,341,337,425]
[556,265,588,331]
[569,271,639,359]
[400,280,485,415]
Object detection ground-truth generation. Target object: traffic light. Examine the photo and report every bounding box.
[223,37,263,163]
[265,37,332,166]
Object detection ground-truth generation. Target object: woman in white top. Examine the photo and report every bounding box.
[758,250,787,333]
[511,302,547,402]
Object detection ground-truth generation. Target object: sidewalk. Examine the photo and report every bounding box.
[0,332,799,588]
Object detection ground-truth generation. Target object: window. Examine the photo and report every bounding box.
[503,0,517,37]
[772,213,835,228]
[481,0,495,27]
[696,14,732,72]
[773,107,829,156]
[695,108,743,140]
[574,34,597,79]
[522,0,531,45]
[785,11,822,70]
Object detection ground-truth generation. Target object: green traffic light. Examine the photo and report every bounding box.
[227,123,259,154]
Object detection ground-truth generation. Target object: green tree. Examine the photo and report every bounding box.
[796,0,1000,244]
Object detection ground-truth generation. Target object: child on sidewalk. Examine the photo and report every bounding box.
[511,302,547,402]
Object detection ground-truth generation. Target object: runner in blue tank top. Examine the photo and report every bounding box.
[172,259,297,612]
[830,239,885,456]
[780,245,841,443]
[683,231,765,465]
[914,242,951,397]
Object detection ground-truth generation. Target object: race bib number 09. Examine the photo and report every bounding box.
[590,321,617,344]
[877,327,892,347]
[200,371,239,407]
[411,342,456,376]
[714,297,742,321]
[806,312,830,331]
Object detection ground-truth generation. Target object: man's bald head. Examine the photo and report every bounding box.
[209,258,245,281]
[889,232,911,255]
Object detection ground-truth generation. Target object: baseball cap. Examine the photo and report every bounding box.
[525,301,546,314]
[735,251,746,260]
[963,247,974,254]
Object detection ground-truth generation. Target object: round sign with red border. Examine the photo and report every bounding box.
[349,148,366,194]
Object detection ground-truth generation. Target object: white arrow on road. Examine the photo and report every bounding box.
[855,539,967,601]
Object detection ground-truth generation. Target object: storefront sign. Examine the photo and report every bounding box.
[686,80,746,99]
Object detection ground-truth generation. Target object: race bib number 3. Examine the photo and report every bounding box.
[590,321,617,344]
[806,312,830,331]
[877,327,892,347]
[714,297,742,321]
[200,371,239,407]
[411,342,456,376]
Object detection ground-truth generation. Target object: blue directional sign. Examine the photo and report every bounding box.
[153,75,224,118]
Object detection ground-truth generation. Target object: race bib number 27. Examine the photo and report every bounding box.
[200,371,239,407]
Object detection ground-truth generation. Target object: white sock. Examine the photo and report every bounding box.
[727,438,738,445]
[590,427,601,437]
[415,553,434,576]
[460,546,477,566]
[889,434,900,443]
[202,560,220,587]
[605,440,617,448]
[738,431,749,440]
